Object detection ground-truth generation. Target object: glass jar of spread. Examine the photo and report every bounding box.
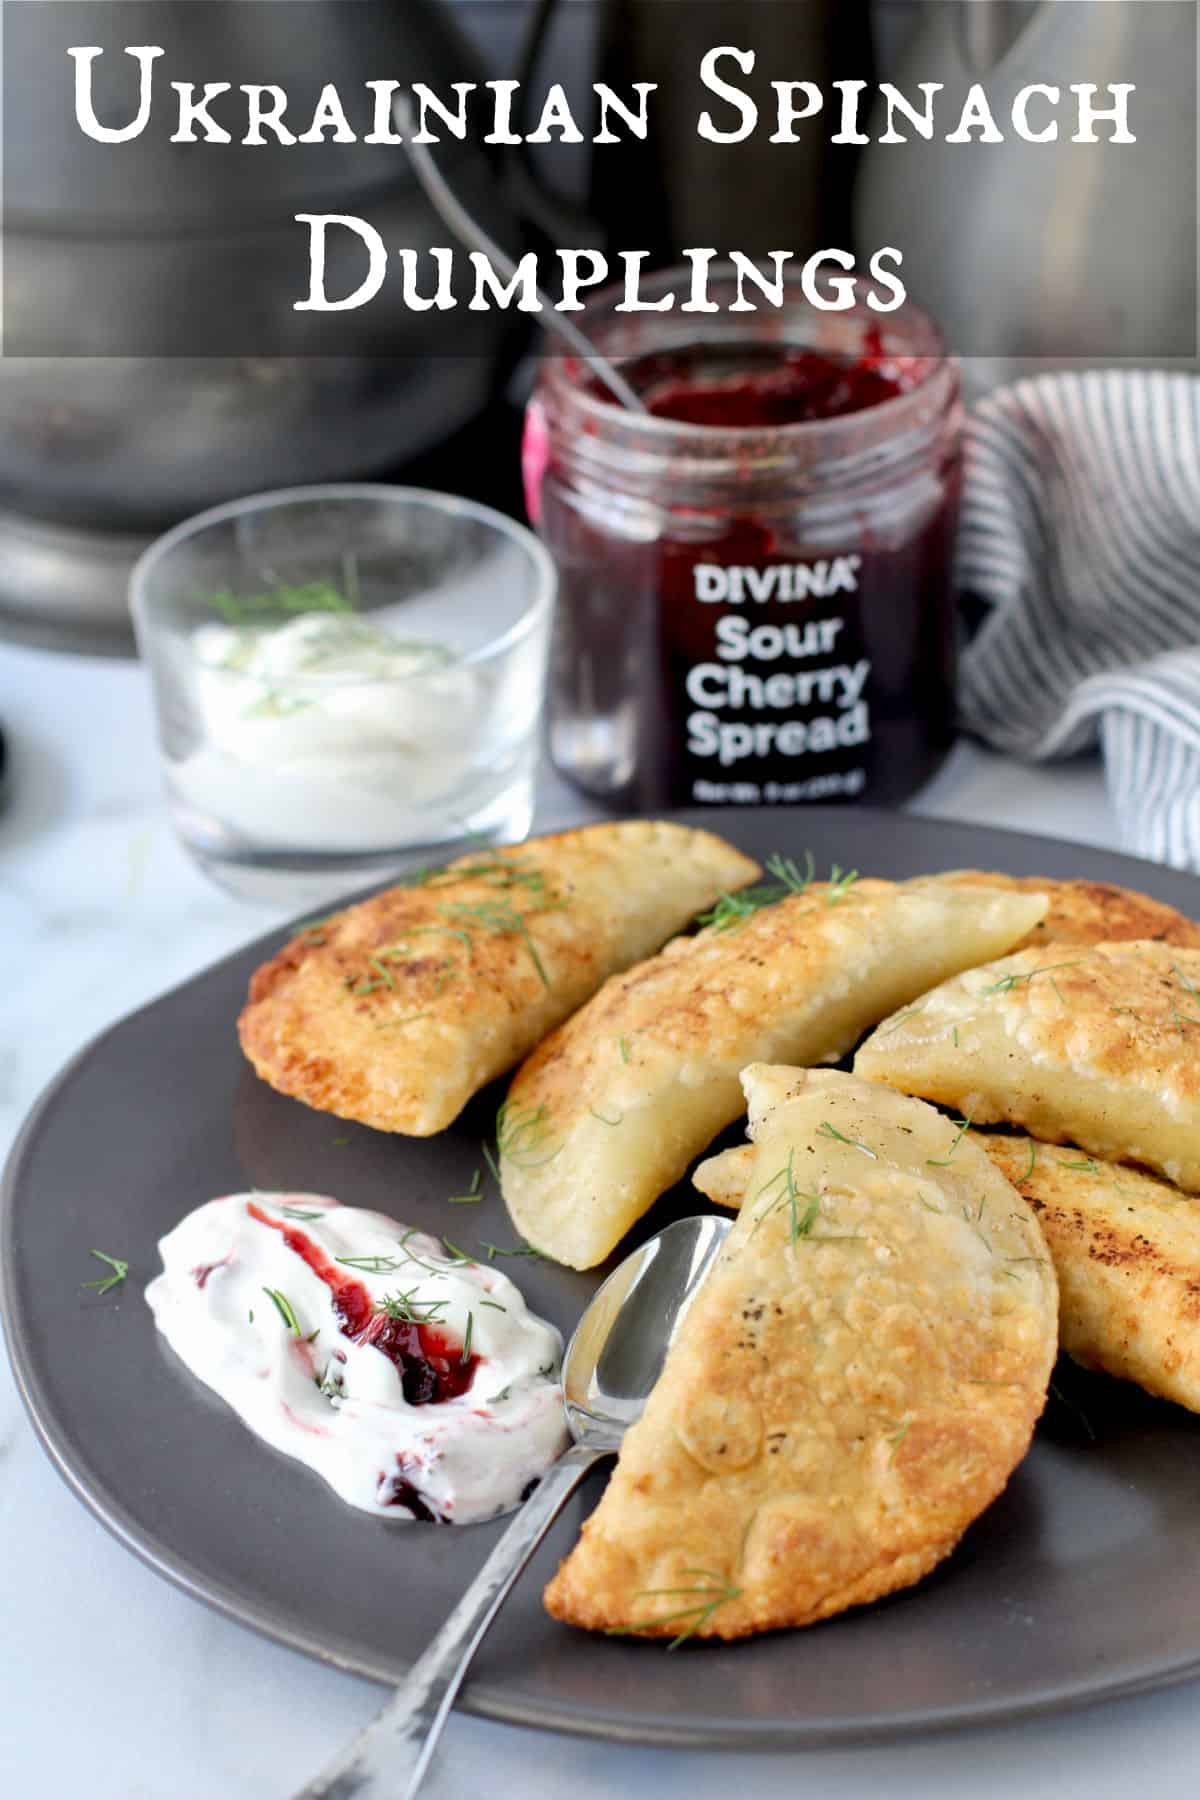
[524,267,962,812]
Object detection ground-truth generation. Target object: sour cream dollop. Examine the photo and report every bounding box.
[173,613,489,852]
[146,1193,567,1524]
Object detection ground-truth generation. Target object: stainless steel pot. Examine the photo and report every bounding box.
[0,0,524,642]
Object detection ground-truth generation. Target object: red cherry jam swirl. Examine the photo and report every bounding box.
[245,1203,477,1404]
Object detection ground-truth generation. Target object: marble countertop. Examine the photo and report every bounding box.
[3,637,1197,1800]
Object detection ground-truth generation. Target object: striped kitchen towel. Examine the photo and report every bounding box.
[957,370,1200,868]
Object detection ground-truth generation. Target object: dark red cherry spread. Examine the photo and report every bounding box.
[247,1203,477,1405]
[533,317,961,813]
[632,344,907,428]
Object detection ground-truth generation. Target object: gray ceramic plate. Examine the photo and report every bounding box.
[6,807,1200,1747]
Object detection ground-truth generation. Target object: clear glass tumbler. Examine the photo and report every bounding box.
[132,485,556,907]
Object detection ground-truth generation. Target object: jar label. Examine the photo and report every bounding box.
[665,555,872,806]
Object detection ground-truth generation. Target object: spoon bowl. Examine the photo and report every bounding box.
[299,1213,732,1800]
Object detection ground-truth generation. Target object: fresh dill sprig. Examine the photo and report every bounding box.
[281,1206,325,1222]
[1058,1154,1100,1173]
[332,1135,351,1148]
[83,1249,129,1296]
[481,1239,548,1263]
[825,864,859,904]
[1022,1139,1038,1182]
[448,1170,483,1204]
[460,1312,474,1364]
[608,1569,743,1650]
[886,1419,910,1461]
[440,1239,475,1265]
[479,1299,507,1313]
[589,1104,623,1127]
[495,1100,560,1170]
[618,1036,632,1064]
[262,1287,302,1334]
[337,1254,404,1273]
[926,1109,974,1167]
[817,1120,877,1159]
[375,1289,450,1324]
[982,959,1086,996]
[439,895,559,990]
[695,849,815,932]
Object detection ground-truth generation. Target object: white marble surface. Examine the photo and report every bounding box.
[2,636,1197,1799]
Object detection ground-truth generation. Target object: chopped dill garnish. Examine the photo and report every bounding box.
[262,1287,302,1334]
[83,1249,129,1296]
[926,1109,974,1167]
[208,579,352,625]
[825,864,859,904]
[696,849,815,931]
[375,1290,450,1324]
[439,896,556,989]
[878,1000,927,1037]
[481,1239,548,1263]
[316,1364,345,1400]
[496,1100,560,1170]
[460,1312,474,1364]
[337,1254,404,1273]
[607,1569,743,1650]
[618,1036,632,1063]
[295,912,339,945]
[440,1238,474,1265]
[589,1104,623,1127]
[332,1135,351,1148]
[817,1120,877,1159]
[886,1420,910,1460]
[281,1206,324,1222]
[1021,1140,1038,1182]
[448,1170,483,1204]
[479,1299,507,1313]
[1048,1380,1096,1442]
[982,959,1086,996]
[952,1025,960,1047]
[1058,1155,1100,1173]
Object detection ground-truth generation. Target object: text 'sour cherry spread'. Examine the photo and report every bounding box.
[526,274,962,812]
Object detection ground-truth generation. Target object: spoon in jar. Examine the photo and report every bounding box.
[296,1211,731,1800]
[393,94,648,415]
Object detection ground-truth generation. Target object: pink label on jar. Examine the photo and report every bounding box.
[521,399,549,527]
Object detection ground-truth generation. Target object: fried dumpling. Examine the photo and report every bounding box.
[856,940,1200,1192]
[938,871,1200,953]
[238,822,758,1136]
[982,1133,1200,1413]
[500,876,1047,1268]
[544,1066,1056,1639]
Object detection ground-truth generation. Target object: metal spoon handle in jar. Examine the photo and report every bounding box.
[393,95,648,416]
[294,1441,605,1800]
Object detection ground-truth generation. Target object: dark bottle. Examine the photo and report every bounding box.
[524,269,962,812]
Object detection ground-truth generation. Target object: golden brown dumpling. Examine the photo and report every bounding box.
[983,1132,1200,1412]
[544,1066,1056,1639]
[856,940,1200,1192]
[238,822,758,1135]
[938,871,1200,953]
[501,876,1046,1268]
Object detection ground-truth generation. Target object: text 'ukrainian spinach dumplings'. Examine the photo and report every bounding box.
[855,941,1200,1192]
[544,1067,1056,1641]
[982,1133,1200,1414]
[500,876,1047,1269]
[238,821,759,1137]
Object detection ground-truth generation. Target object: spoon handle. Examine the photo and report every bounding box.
[294,1440,606,1800]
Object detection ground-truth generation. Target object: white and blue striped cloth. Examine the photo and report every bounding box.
[957,371,1200,869]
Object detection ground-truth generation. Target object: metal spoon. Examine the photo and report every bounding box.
[297,1212,731,1800]
[393,94,648,416]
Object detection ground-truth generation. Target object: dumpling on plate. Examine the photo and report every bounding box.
[500,875,1047,1269]
[982,1133,1200,1413]
[238,821,759,1136]
[543,1066,1056,1640]
[855,940,1200,1192]
[937,872,1200,953]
